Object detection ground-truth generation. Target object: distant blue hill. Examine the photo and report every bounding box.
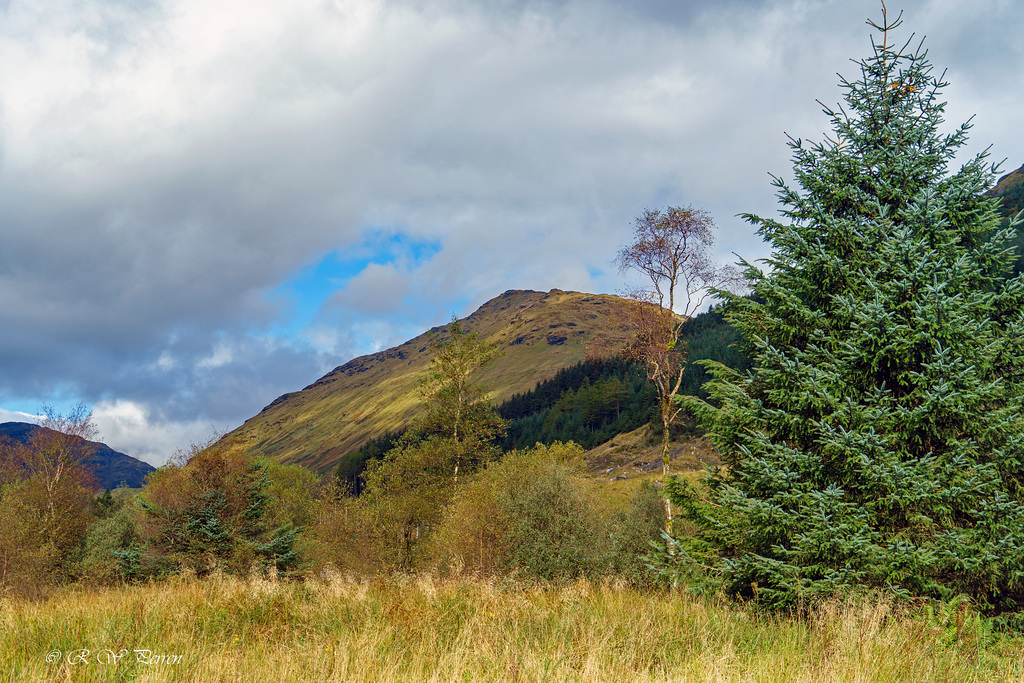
[0,422,155,490]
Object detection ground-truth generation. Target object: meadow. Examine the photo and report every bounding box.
[4,572,1024,682]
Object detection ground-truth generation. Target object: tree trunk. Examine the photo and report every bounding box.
[661,406,673,538]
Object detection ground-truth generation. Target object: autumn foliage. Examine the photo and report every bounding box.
[0,405,98,595]
[137,438,306,578]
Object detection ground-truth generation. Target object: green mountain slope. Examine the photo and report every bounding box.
[496,302,754,450]
[223,289,638,475]
[990,162,1024,218]
[335,302,754,492]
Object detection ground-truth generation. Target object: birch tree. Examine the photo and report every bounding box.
[417,316,504,483]
[0,404,97,591]
[359,316,505,569]
[616,206,738,534]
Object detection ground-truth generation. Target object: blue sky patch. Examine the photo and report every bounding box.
[266,232,443,340]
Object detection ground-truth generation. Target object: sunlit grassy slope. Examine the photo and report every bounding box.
[222,290,638,475]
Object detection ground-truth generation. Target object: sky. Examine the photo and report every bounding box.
[2,0,1022,466]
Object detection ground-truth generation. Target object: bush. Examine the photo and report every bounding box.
[430,442,608,580]
[79,500,140,583]
[606,481,664,587]
[137,439,305,578]
[310,495,386,575]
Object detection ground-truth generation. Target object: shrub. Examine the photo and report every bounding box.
[137,439,304,578]
[310,495,385,575]
[431,442,608,580]
[77,491,141,581]
[606,480,664,586]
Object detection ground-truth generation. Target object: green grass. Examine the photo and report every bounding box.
[3,573,1023,682]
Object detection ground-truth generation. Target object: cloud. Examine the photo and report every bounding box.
[1,0,1021,463]
[91,399,220,468]
[330,263,412,315]
[0,408,44,425]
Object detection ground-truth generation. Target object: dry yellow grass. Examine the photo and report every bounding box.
[3,573,1024,682]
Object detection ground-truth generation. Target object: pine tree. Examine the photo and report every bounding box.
[672,6,1024,617]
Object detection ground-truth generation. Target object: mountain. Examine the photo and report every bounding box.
[222,289,640,475]
[987,163,1024,276]
[988,162,1024,226]
[990,162,1024,220]
[0,422,155,489]
[496,302,754,450]
[991,162,1024,198]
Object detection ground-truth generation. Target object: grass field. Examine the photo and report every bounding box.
[4,572,1024,682]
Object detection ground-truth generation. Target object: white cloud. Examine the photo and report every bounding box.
[329,262,411,315]
[0,408,44,424]
[91,399,224,467]
[196,342,234,369]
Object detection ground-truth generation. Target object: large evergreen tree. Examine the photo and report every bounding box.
[672,6,1024,616]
